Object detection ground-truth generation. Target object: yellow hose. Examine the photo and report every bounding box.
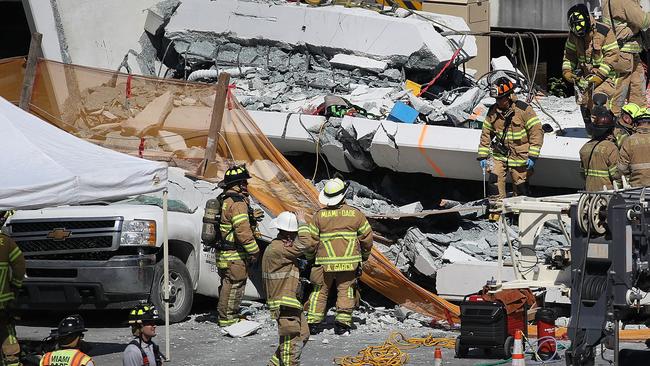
[334,332,456,366]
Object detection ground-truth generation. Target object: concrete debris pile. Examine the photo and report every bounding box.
[145,0,478,117]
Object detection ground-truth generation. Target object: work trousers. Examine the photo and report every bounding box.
[488,159,531,201]
[614,53,647,110]
[0,311,19,366]
[306,266,356,326]
[268,308,309,366]
[217,260,248,327]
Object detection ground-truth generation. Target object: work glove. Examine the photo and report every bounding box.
[588,74,604,88]
[479,159,488,170]
[577,77,590,90]
[526,158,536,170]
[562,69,576,84]
[252,208,265,222]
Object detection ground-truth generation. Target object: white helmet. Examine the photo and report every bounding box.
[318,178,348,206]
[270,211,298,232]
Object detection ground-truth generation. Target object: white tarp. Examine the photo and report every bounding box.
[0,97,168,209]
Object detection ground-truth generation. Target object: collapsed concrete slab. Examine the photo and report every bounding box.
[252,109,588,189]
[165,1,477,70]
[330,54,388,73]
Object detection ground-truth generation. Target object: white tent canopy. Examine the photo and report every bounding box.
[0,97,167,209]
[0,96,173,358]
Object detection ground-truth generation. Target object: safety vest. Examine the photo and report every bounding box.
[40,349,92,366]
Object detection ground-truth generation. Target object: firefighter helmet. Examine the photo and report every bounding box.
[56,315,87,338]
[489,77,515,99]
[634,108,650,125]
[219,165,251,188]
[270,211,299,232]
[128,303,161,325]
[591,105,615,138]
[318,178,349,207]
[567,4,591,37]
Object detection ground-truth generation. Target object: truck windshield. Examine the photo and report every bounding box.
[114,195,194,213]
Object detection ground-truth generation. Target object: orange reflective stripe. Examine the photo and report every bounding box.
[70,350,83,366]
[41,352,52,366]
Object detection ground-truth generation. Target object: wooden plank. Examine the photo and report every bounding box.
[203,72,231,175]
[19,32,43,111]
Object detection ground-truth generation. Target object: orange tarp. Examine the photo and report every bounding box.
[0,58,460,324]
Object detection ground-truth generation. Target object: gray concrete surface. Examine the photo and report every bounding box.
[15,301,647,365]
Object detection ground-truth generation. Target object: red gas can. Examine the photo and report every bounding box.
[535,308,557,360]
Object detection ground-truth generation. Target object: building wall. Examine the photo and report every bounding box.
[491,0,650,31]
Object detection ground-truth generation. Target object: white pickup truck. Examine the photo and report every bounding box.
[4,168,272,322]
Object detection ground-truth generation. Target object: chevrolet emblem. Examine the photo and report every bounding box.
[47,228,71,241]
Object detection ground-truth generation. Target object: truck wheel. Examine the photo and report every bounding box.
[151,255,193,323]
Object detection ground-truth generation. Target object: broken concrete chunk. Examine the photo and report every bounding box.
[444,87,485,126]
[158,130,187,152]
[413,242,441,277]
[121,91,173,136]
[330,54,388,73]
[223,319,262,338]
[164,106,212,131]
[174,146,205,159]
[441,246,480,263]
[399,201,423,214]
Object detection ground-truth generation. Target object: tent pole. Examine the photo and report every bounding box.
[19,32,43,111]
[163,190,170,360]
[202,72,231,176]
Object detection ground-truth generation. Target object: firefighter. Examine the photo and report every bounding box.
[563,3,621,127]
[263,211,311,366]
[0,213,24,366]
[619,108,650,186]
[123,303,164,366]
[40,315,94,366]
[579,104,621,191]
[477,78,544,209]
[216,165,261,327]
[304,178,373,336]
[615,102,643,147]
[602,0,650,110]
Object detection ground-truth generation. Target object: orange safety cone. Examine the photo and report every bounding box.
[511,330,525,366]
[434,347,443,366]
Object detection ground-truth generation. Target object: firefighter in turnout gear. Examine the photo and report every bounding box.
[0,214,24,366]
[216,165,261,327]
[263,211,311,366]
[619,109,650,186]
[563,3,622,126]
[477,78,544,205]
[40,315,94,366]
[304,178,373,335]
[579,104,621,191]
[615,102,643,147]
[122,303,164,366]
[602,0,650,110]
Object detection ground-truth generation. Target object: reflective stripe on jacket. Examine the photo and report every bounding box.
[579,137,620,191]
[262,233,310,315]
[602,0,650,54]
[216,188,259,268]
[40,349,92,366]
[618,126,650,187]
[306,204,373,272]
[477,98,544,167]
[563,20,619,78]
[0,234,25,308]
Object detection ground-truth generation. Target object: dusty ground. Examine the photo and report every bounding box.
[15,298,647,365]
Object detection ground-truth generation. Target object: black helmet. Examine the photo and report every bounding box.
[568,4,591,37]
[219,165,251,188]
[591,105,615,138]
[489,77,515,98]
[128,303,161,325]
[57,315,87,338]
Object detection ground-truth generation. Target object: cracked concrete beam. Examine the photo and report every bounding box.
[165,0,477,70]
[369,122,399,171]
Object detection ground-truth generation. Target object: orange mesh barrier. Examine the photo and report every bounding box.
[0,58,459,324]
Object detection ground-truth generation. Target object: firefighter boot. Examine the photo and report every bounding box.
[334,322,351,336]
[581,106,593,136]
